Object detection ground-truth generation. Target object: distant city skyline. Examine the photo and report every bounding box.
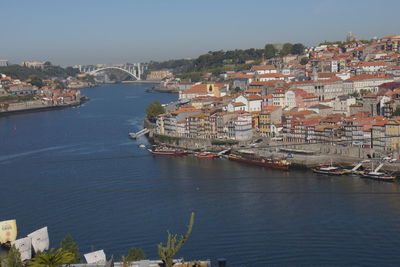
[2,0,400,66]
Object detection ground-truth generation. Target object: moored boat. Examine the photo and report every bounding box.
[195,152,215,159]
[358,161,396,182]
[312,165,350,175]
[360,171,396,182]
[148,145,188,156]
[228,150,290,170]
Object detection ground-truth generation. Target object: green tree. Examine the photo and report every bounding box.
[65,67,79,77]
[121,248,146,266]
[291,43,305,55]
[393,108,400,116]
[299,57,309,65]
[29,75,44,88]
[264,44,277,59]
[29,248,74,267]
[146,101,165,122]
[1,245,23,267]
[349,92,360,98]
[280,43,293,57]
[60,234,80,263]
[359,89,371,96]
[157,212,195,267]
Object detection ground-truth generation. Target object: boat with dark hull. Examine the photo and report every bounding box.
[228,151,290,170]
[148,145,188,156]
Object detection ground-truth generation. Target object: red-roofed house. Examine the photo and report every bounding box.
[355,61,390,73]
[229,95,262,112]
[344,74,394,94]
[179,83,223,100]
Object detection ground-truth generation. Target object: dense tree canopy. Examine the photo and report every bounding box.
[146,101,165,122]
[0,65,80,80]
[29,75,44,88]
[148,47,266,75]
[280,43,294,57]
[300,57,309,65]
[148,42,306,80]
[393,108,400,116]
[291,43,305,55]
[264,44,278,59]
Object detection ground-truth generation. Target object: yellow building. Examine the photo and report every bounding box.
[385,118,400,151]
[258,110,272,136]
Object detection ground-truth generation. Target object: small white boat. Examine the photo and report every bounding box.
[138,144,146,148]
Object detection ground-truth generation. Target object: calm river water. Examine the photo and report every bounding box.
[1,84,400,266]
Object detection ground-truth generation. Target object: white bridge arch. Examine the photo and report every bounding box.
[89,67,140,80]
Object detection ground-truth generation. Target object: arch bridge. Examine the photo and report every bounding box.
[79,63,146,80]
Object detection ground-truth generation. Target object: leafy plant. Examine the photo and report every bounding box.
[157,212,195,267]
[29,248,74,267]
[146,101,165,122]
[300,57,309,65]
[121,248,147,266]
[60,234,80,263]
[1,245,23,267]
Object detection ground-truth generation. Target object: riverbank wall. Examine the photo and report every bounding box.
[0,97,88,117]
[145,129,400,172]
[148,131,252,151]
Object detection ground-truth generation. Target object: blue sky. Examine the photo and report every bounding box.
[2,0,399,66]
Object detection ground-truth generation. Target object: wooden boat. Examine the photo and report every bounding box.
[148,145,188,156]
[360,171,396,182]
[359,162,396,182]
[228,150,290,170]
[312,165,350,175]
[195,152,215,159]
